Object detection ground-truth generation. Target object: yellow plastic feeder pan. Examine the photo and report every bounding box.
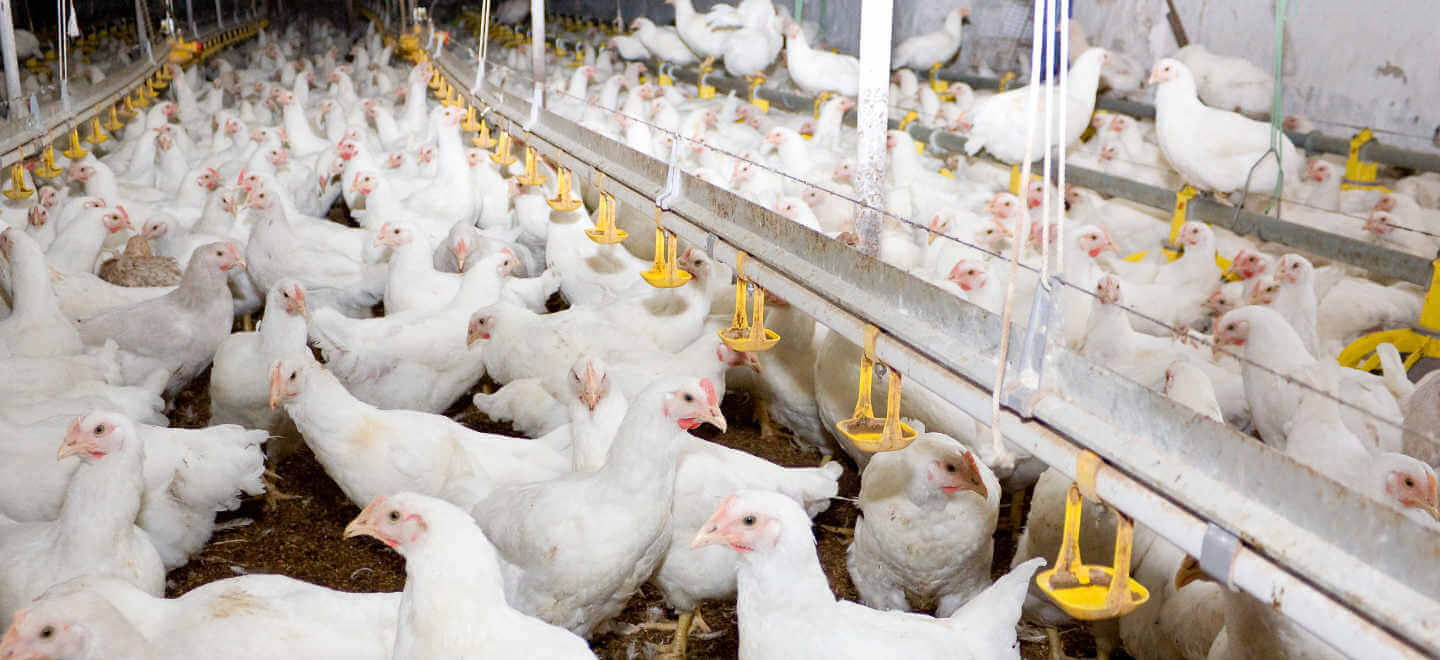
[717,252,779,352]
[584,192,627,244]
[836,326,916,453]
[1037,484,1150,621]
[640,207,691,288]
[547,167,582,212]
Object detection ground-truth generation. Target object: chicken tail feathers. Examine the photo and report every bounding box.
[169,425,268,510]
[949,557,1045,658]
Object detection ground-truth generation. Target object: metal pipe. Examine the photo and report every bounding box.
[0,0,24,120]
[187,0,198,36]
[215,0,223,28]
[851,0,891,257]
[528,0,542,118]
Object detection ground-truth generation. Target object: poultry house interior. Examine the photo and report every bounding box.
[0,0,1438,658]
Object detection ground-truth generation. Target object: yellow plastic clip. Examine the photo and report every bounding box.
[1008,163,1022,195]
[514,144,547,187]
[1167,185,1198,246]
[548,166,583,211]
[997,71,1016,92]
[698,57,716,99]
[62,128,87,160]
[658,62,674,87]
[640,206,692,288]
[1340,128,1390,192]
[813,90,832,120]
[928,62,948,93]
[1035,480,1150,620]
[836,325,917,453]
[718,252,781,352]
[84,116,109,144]
[4,159,34,199]
[938,167,955,178]
[473,117,498,149]
[898,110,918,131]
[33,145,63,178]
[747,74,770,113]
[461,105,483,132]
[489,130,517,166]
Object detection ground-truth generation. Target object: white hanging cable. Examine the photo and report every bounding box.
[1039,0,1055,288]
[56,0,68,111]
[1055,0,1070,276]
[988,0,1052,470]
[473,0,491,89]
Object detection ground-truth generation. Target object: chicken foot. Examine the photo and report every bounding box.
[261,468,301,510]
[641,609,713,658]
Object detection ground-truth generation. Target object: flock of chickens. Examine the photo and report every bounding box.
[0,2,1437,659]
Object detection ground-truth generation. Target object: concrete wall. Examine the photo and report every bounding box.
[544,0,1437,153]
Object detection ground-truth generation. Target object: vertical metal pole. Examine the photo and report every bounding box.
[136,0,154,63]
[186,0,197,36]
[0,0,23,120]
[529,0,543,116]
[215,0,224,28]
[852,0,892,257]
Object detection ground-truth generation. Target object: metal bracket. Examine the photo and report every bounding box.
[523,83,542,131]
[1199,522,1241,590]
[1003,275,1061,416]
[25,94,42,131]
[656,131,684,210]
[705,232,719,258]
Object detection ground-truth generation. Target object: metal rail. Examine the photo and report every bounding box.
[0,17,266,169]
[426,42,1440,656]
[650,58,1437,287]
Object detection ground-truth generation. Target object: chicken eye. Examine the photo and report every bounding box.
[216,250,224,256]
[289,372,297,381]
[389,511,401,521]
[683,393,694,402]
[94,424,104,435]
[1404,477,1416,488]
[39,625,53,638]
[945,463,957,473]
[742,515,757,526]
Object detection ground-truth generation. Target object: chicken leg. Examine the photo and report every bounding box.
[262,468,300,510]
[642,608,711,658]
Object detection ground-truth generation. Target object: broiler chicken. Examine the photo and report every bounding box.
[345,493,596,659]
[847,433,1000,617]
[692,490,1045,659]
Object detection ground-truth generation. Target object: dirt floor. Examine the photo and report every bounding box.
[164,358,1111,659]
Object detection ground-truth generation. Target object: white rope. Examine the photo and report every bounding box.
[474,0,491,89]
[987,0,1052,471]
[1039,3,1055,287]
[1056,0,1069,276]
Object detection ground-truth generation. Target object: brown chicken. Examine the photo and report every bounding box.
[98,235,182,288]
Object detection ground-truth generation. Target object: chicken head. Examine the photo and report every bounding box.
[1147,58,1183,86]
[0,605,95,660]
[691,490,800,553]
[1212,309,1254,356]
[948,260,989,292]
[1226,249,1270,280]
[569,356,610,412]
[663,378,727,433]
[1378,454,1440,522]
[57,411,129,461]
[466,313,496,347]
[344,493,427,549]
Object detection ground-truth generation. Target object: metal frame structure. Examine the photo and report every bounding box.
[0,13,266,168]
[413,16,1440,657]
[644,58,1436,287]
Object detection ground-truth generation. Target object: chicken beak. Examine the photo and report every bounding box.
[56,417,91,461]
[343,497,383,539]
[698,405,727,433]
[452,240,470,272]
[942,453,989,499]
[1174,555,1210,589]
[580,363,603,411]
[690,496,736,549]
[268,363,285,409]
[743,351,762,373]
[290,285,308,317]
[1415,500,1440,522]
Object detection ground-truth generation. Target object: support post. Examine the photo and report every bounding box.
[528,0,543,120]
[135,0,154,63]
[187,0,198,36]
[216,0,224,28]
[852,0,892,257]
[0,0,23,120]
